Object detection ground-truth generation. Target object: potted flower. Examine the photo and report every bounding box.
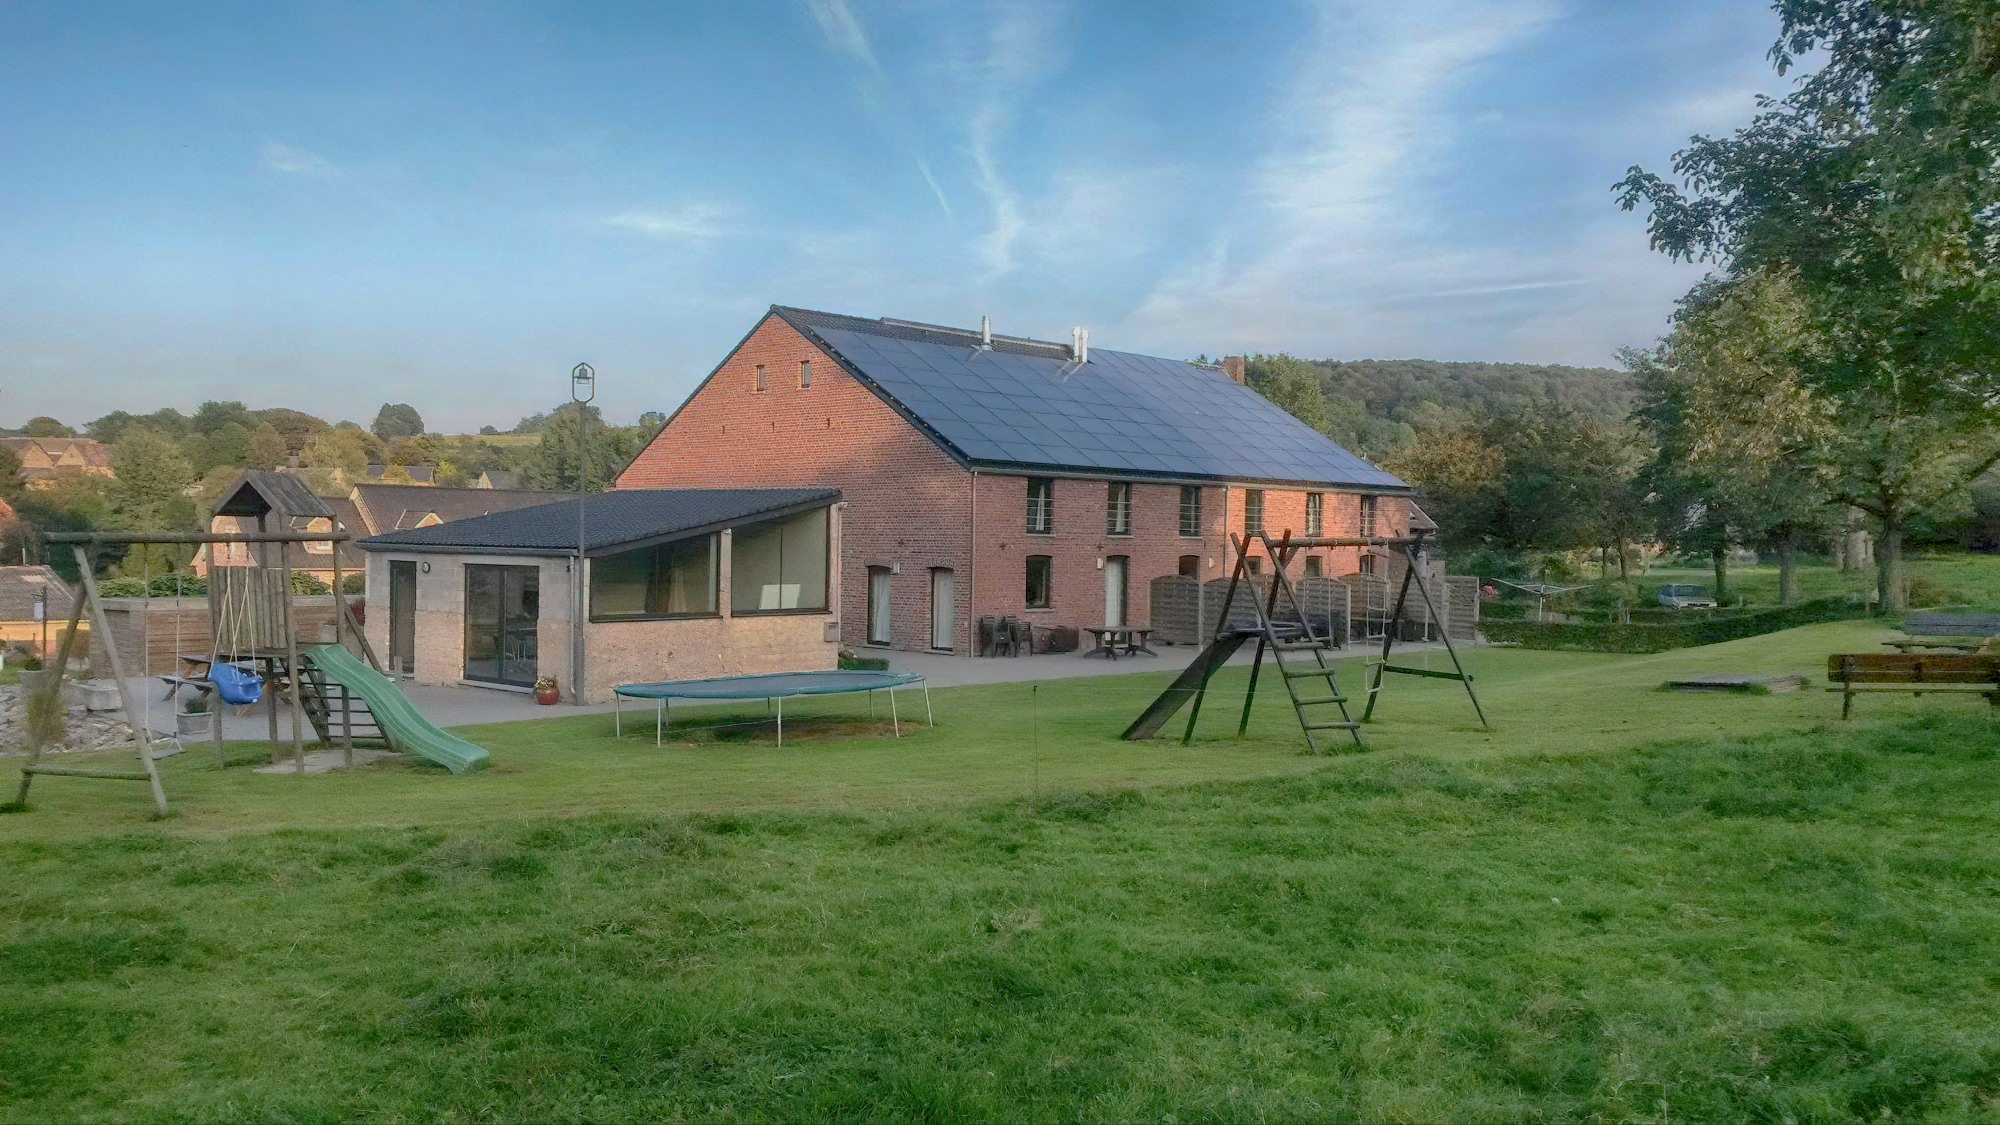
[16,656,55,698]
[177,692,215,740]
[533,675,561,705]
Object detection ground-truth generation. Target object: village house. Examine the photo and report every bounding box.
[618,306,1418,654]
[355,488,841,701]
[198,472,578,587]
[0,565,78,658]
[1,436,114,488]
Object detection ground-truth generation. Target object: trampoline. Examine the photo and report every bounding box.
[613,670,932,746]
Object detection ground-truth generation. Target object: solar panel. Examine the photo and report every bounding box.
[805,324,1407,489]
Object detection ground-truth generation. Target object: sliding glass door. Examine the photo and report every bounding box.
[464,564,540,687]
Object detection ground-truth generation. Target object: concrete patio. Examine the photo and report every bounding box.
[120,633,1469,740]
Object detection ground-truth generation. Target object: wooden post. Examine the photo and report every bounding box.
[280,543,306,774]
[209,585,226,770]
[71,546,169,816]
[11,563,90,807]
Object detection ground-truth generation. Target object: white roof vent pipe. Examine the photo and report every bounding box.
[1071,326,1089,363]
[981,315,992,348]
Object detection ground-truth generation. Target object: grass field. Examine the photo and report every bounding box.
[441,432,541,448]
[5,620,2000,1119]
[1630,554,2000,610]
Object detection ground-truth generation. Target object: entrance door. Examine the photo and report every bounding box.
[929,568,954,651]
[464,564,540,687]
[388,560,417,676]
[1104,556,1128,626]
[867,568,892,646]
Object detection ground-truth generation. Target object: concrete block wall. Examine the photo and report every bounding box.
[364,552,577,696]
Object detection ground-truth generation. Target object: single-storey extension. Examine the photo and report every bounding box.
[356,488,841,703]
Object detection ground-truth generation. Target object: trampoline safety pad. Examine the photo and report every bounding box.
[612,670,931,746]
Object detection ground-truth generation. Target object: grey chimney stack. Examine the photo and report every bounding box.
[1222,355,1246,383]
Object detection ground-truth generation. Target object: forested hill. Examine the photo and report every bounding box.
[1239,354,1634,459]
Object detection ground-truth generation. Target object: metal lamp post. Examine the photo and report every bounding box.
[569,362,595,705]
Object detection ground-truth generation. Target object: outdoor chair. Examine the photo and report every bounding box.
[991,616,1019,657]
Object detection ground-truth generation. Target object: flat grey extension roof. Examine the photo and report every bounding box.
[357,488,840,557]
[770,306,1409,492]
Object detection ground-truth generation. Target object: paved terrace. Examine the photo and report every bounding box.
[119,635,1467,739]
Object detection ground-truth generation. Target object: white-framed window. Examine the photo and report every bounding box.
[1026,478,1054,534]
[753,364,768,392]
[1359,494,1379,536]
[799,360,812,388]
[1179,486,1202,537]
[1105,482,1131,535]
[1244,489,1264,535]
[1305,492,1323,536]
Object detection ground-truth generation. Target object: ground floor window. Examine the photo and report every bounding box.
[1304,556,1322,578]
[591,534,717,619]
[1178,554,1200,578]
[732,507,830,613]
[1025,555,1052,608]
[464,564,539,688]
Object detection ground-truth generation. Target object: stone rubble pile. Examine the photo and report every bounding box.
[0,682,153,756]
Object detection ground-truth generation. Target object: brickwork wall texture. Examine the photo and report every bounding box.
[615,313,1422,653]
[618,316,975,652]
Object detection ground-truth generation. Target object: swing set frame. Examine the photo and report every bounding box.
[10,529,370,817]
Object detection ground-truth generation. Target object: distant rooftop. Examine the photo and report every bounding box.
[767,306,1407,491]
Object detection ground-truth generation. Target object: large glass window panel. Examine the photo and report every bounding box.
[591,535,717,619]
[730,507,829,613]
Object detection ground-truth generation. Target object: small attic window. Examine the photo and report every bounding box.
[753,364,768,392]
[799,360,812,388]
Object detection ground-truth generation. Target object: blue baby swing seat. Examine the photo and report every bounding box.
[210,662,263,705]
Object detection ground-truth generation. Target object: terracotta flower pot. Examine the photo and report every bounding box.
[535,687,560,705]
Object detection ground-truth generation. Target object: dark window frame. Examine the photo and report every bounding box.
[1244,488,1265,535]
[1026,478,1054,535]
[753,364,768,392]
[1025,554,1053,609]
[588,534,721,623]
[799,359,812,388]
[1305,492,1324,536]
[1179,485,1202,537]
[1105,481,1132,535]
[729,507,833,617]
[1359,494,1379,537]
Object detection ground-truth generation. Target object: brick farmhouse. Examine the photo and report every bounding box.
[619,307,1419,655]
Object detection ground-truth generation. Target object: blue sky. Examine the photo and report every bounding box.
[0,1,1790,432]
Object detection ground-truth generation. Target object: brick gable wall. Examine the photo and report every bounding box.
[619,313,1418,652]
[617,315,976,652]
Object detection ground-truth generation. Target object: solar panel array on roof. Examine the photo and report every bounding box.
[800,322,1406,490]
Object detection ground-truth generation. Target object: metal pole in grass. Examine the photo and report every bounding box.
[1031,683,1040,798]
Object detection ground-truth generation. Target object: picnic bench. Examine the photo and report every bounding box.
[1883,611,2000,652]
[1826,652,2000,718]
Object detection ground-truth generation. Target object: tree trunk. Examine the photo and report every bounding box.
[1712,546,1729,604]
[1617,537,1629,583]
[1776,536,1798,606]
[1877,521,1905,612]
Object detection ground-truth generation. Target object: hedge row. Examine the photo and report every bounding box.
[1481,597,1871,653]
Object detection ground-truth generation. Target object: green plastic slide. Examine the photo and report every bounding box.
[305,645,492,773]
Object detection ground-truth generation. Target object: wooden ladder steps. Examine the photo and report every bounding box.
[1292,694,1347,706]
[1303,721,1361,731]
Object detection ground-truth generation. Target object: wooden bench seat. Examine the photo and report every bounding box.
[1826,652,2000,718]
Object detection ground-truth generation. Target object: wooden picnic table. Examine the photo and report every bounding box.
[1882,638,1987,653]
[1085,625,1157,660]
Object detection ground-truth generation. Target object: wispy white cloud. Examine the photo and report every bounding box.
[802,0,954,220]
[602,204,733,242]
[804,0,879,74]
[951,2,1062,277]
[261,142,339,177]
[1127,0,1578,354]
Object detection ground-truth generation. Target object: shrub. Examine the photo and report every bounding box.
[339,574,364,595]
[1483,596,1870,653]
[290,572,331,595]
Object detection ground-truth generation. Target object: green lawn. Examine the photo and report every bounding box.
[1639,553,2000,610]
[5,621,2000,1119]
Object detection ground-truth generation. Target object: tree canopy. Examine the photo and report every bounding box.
[371,403,426,440]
